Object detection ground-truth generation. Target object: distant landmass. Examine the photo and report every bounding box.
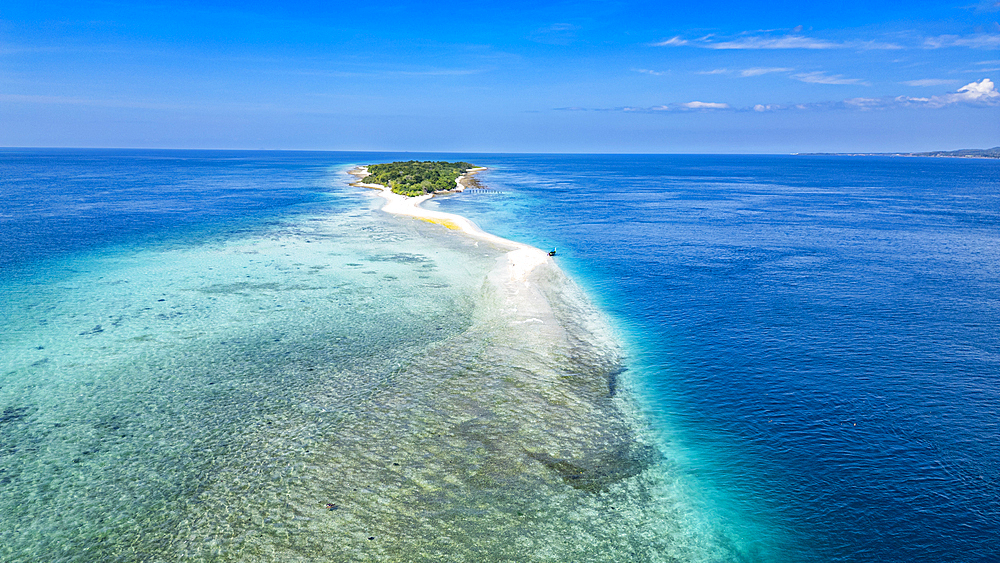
[796,147,1000,158]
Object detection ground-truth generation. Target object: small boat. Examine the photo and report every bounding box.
[548,248,557,256]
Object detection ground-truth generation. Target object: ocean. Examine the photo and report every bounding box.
[1,149,997,562]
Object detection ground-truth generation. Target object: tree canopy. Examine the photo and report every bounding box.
[364,160,476,197]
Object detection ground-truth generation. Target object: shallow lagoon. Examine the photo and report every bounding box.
[1,153,727,562]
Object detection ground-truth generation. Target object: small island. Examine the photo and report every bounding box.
[347,159,548,276]
[348,160,497,233]
[357,160,484,196]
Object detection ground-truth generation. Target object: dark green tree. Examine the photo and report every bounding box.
[365,161,477,196]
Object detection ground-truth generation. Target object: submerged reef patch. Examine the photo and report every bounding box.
[0,187,694,562]
[527,443,661,492]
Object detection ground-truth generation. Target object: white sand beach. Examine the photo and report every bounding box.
[349,166,551,284]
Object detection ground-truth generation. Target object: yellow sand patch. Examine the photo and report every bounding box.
[419,217,461,230]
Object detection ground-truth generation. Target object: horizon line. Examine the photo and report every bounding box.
[4,146,997,156]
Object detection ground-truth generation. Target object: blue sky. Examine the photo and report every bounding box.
[2,0,999,152]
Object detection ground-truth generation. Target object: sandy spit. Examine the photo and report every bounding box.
[349,166,550,283]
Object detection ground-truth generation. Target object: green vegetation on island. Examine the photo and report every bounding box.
[365,160,477,196]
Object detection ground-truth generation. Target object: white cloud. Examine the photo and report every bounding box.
[696,67,793,77]
[924,34,1000,49]
[655,29,1000,52]
[679,101,730,109]
[616,102,733,112]
[828,78,999,109]
[793,71,868,85]
[556,102,730,112]
[740,67,794,77]
[903,79,961,86]
[634,68,668,76]
[842,97,886,109]
[852,40,906,50]
[706,35,842,49]
[656,34,903,50]
[652,36,688,46]
[936,78,1000,105]
[553,79,998,114]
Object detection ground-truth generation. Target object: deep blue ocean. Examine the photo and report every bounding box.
[2,149,998,562]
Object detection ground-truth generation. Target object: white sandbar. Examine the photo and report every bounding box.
[349,166,550,283]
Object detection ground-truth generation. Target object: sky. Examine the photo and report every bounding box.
[2,0,999,153]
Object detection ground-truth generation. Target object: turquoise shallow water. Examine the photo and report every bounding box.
[1,176,489,560]
[1,151,728,562]
[3,150,998,561]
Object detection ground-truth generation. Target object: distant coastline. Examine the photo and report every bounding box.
[794,146,1000,159]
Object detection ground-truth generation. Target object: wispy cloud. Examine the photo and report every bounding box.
[852,40,908,50]
[903,79,960,86]
[649,27,1000,51]
[707,35,844,50]
[924,34,1000,49]
[752,78,1000,111]
[655,32,902,50]
[973,0,1000,13]
[634,101,731,111]
[556,79,999,115]
[529,23,580,45]
[651,36,688,46]
[740,67,794,77]
[837,81,1000,110]
[558,101,731,112]
[753,104,789,112]
[793,71,868,85]
[555,78,998,115]
[677,101,730,109]
[696,67,793,77]
[634,68,668,76]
